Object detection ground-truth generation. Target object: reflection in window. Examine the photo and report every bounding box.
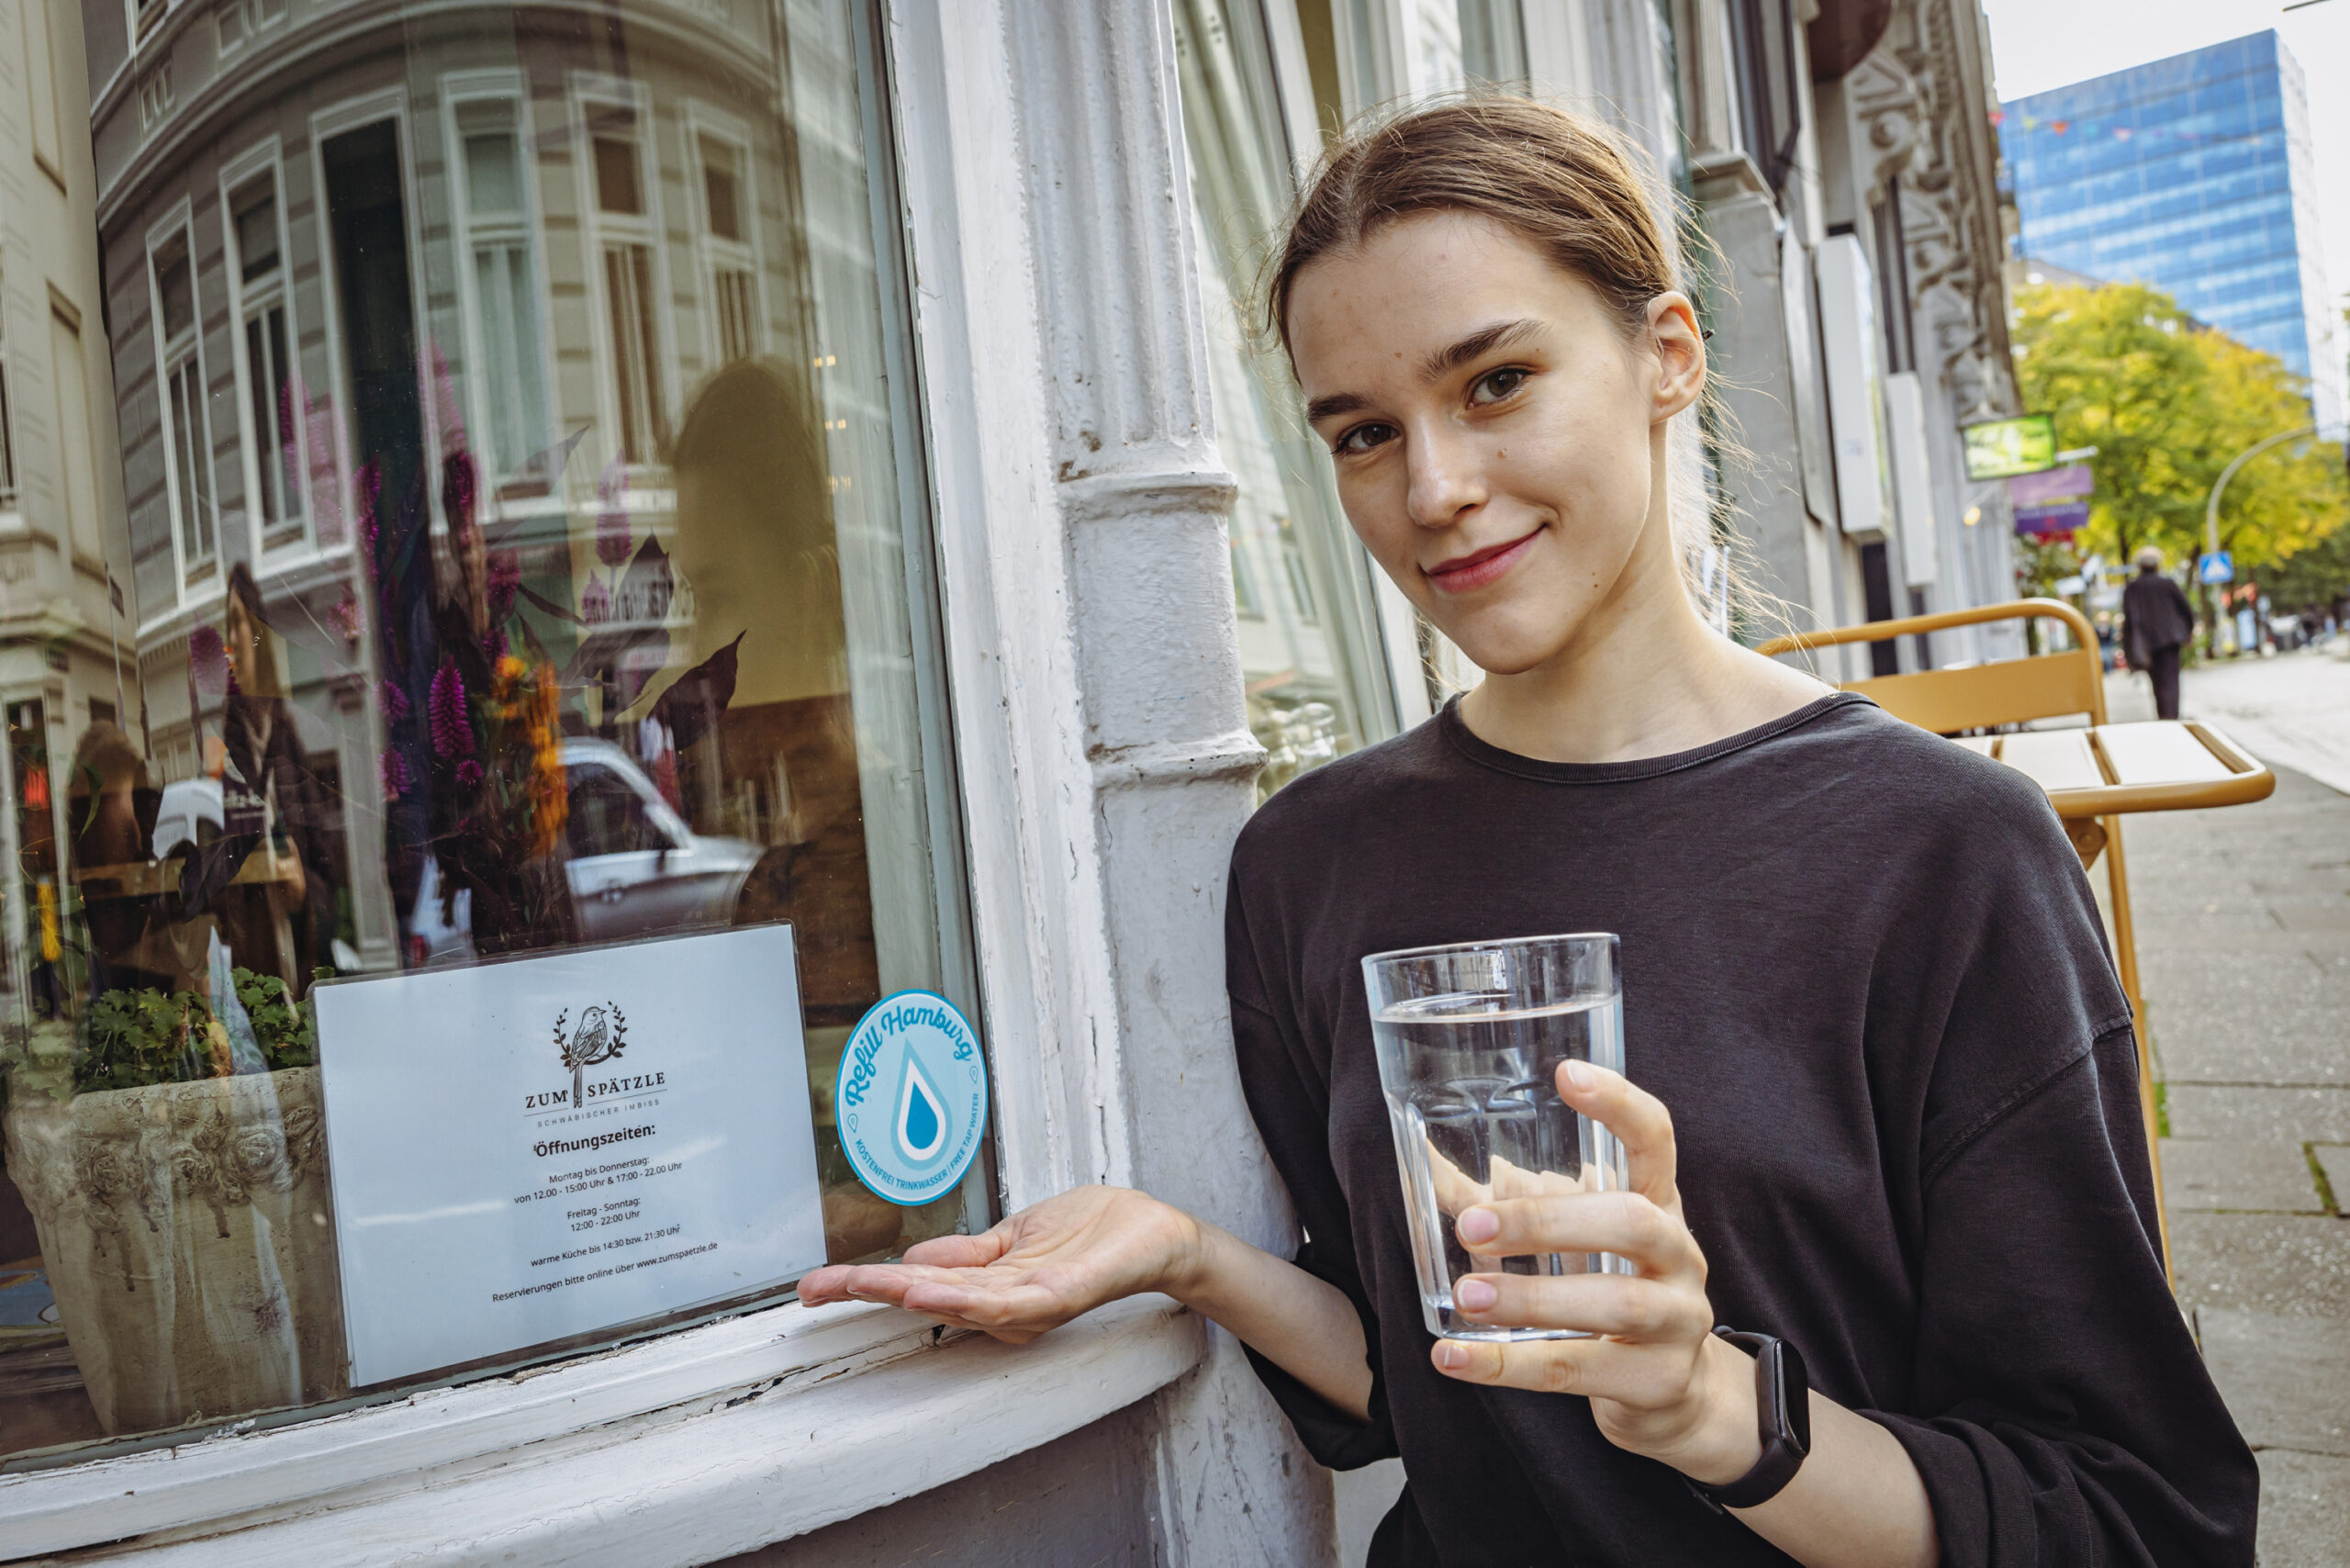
[456,103,553,489]
[152,241,218,577]
[699,136,761,364]
[0,0,979,1465]
[1174,0,1398,799]
[230,174,305,546]
[591,118,666,465]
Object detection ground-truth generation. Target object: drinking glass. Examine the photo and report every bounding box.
[1364,933,1631,1342]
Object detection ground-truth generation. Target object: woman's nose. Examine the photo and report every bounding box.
[1404,425,1486,531]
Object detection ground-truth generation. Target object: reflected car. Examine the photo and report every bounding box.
[407,739,761,965]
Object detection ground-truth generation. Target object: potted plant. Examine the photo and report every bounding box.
[1,967,346,1436]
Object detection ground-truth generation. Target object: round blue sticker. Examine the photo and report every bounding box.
[834,990,988,1206]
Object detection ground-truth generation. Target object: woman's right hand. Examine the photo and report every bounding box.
[797,1185,1203,1343]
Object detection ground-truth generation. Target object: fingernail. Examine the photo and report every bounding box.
[1563,1059,1596,1092]
[1434,1342,1469,1371]
[1458,1278,1497,1311]
[1459,1207,1499,1244]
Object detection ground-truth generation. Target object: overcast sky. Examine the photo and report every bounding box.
[1980,0,2350,332]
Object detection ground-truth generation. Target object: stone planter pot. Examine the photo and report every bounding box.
[1,1068,347,1434]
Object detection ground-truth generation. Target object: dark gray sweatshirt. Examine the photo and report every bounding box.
[1225,693,2255,1567]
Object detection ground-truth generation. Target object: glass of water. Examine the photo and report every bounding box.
[1364,933,1631,1343]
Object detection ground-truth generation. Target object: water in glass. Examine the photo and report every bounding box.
[1367,939,1630,1343]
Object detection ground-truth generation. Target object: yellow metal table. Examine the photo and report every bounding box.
[1953,720,2275,868]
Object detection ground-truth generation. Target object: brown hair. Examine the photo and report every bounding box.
[1266,97,1681,358]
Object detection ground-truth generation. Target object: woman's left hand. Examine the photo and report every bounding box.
[1431,1059,1762,1486]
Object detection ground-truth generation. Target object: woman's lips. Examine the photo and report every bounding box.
[1424,530,1539,594]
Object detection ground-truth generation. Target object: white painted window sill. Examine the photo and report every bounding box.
[2,1294,1203,1564]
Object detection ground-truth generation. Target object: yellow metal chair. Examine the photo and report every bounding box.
[1758,599,2170,1275]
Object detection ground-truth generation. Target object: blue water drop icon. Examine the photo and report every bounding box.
[895,1054,948,1163]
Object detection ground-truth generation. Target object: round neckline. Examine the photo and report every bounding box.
[1436,689,1872,785]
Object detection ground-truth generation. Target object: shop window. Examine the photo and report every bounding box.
[48,305,102,562]
[229,172,306,548]
[1174,0,1403,799]
[2,0,979,1471]
[453,98,554,489]
[590,117,666,465]
[21,0,64,185]
[698,134,762,364]
[151,239,218,580]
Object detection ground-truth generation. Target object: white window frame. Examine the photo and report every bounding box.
[442,69,560,493]
[145,202,219,598]
[218,137,310,559]
[571,73,674,476]
[686,104,766,368]
[0,6,1307,1559]
[0,269,18,517]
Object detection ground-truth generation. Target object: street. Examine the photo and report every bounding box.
[2106,648,2350,1565]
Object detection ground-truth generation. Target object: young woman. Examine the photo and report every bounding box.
[802,100,2255,1566]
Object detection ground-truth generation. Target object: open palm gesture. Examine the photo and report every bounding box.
[798,1186,1200,1344]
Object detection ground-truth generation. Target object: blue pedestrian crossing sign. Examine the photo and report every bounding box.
[2199,552,2233,585]
[835,991,988,1206]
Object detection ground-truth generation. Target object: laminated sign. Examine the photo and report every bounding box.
[315,924,825,1386]
[835,990,988,1205]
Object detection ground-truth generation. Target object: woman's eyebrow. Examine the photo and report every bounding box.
[1419,318,1542,383]
[1303,318,1544,425]
[1304,390,1370,423]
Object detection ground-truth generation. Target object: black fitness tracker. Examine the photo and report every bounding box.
[1689,1327,1811,1513]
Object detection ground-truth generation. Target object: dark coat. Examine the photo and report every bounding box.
[2122,569,2196,666]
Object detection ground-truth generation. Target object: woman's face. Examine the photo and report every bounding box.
[1285,211,1701,676]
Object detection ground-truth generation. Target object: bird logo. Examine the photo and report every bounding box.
[554,1002,628,1111]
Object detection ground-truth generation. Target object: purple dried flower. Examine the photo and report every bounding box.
[442,451,478,543]
[581,576,611,624]
[481,626,508,664]
[380,750,410,799]
[378,680,410,724]
[487,553,520,622]
[429,660,475,760]
[455,758,484,790]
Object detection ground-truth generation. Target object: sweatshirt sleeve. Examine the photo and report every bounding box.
[1225,872,1399,1471]
[1860,1022,2258,1566]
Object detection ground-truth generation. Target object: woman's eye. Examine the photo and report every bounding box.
[1471,367,1528,405]
[1332,422,1395,456]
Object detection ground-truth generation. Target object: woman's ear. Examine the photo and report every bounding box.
[1647,292,1706,423]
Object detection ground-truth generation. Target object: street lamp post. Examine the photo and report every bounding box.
[2199,424,2325,655]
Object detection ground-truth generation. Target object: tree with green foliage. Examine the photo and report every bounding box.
[2009,282,2344,578]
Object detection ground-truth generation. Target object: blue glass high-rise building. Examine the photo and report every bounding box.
[2000,32,2341,431]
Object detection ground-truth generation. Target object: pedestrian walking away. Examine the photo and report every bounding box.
[802,98,2256,1567]
[2123,544,2198,720]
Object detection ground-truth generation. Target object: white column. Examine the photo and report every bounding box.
[893,1,1337,1560]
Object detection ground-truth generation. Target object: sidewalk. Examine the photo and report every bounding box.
[2106,666,2350,1565]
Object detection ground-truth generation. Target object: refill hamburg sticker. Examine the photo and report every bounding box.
[836,991,988,1204]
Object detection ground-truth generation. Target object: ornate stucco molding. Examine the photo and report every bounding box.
[1851,0,2012,421]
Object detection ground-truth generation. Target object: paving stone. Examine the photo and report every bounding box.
[2170,1213,2350,1319]
[2314,1147,2350,1214]
[2165,1085,2350,1144]
[2253,1449,2350,1568]
[2161,1141,2328,1214]
[2154,1003,2350,1085]
[2198,1309,2350,1453]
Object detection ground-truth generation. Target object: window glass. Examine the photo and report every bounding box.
[0,0,979,1467]
[1173,0,1403,800]
[233,185,281,284]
